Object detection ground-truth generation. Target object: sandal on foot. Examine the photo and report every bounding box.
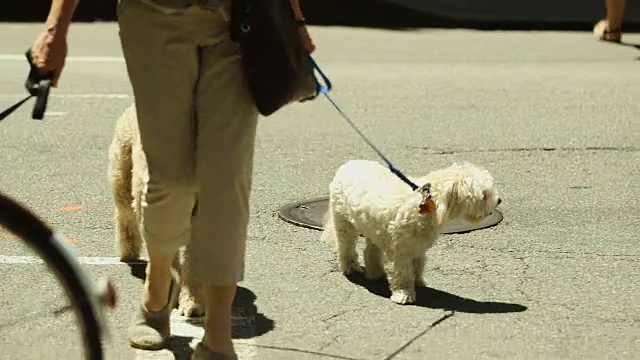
[593,19,622,43]
[191,342,238,360]
[128,269,180,350]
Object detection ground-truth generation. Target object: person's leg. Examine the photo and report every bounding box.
[606,0,627,29]
[117,0,200,349]
[594,0,626,42]
[187,4,259,358]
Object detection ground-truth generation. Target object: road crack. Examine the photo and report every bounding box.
[511,253,533,303]
[382,311,455,360]
[318,299,368,353]
[456,245,640,261]
[410,146,639,155]
[247,344,363,360]
[321,305,368,323]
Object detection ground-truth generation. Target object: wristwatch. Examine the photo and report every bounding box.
[295,18,306,26]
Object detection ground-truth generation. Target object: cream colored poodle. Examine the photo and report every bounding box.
[322,160,501,305]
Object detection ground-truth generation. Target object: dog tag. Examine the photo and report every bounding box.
[419,198,436,214]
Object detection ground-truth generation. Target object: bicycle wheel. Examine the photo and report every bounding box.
[0,192,112,359]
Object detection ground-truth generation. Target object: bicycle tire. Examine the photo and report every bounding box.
[0,192,105,359]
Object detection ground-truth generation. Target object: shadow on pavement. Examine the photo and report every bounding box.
[302,0,640,31]
[184,286,275,339]
[127,263,276,336]
[618,41,640,49]
[167,336,195,360]
[346,272,528,313]
[125,263,275,356]
[127,261,146,281]
[4,0,640,32]
[162,287,275,359]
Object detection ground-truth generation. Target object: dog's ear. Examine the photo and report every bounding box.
[435,200,448,228]
[433,180,461,227]
[448,180,461,205]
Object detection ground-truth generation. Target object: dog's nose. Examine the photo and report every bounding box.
[497,198,502,206]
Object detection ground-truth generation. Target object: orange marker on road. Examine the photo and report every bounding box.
[59,205,85,212]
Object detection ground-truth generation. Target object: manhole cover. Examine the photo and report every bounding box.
[277,196,503,234]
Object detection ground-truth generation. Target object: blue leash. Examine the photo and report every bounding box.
[308,56,419,191]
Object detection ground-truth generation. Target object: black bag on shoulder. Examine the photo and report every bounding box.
[229,0,320,116]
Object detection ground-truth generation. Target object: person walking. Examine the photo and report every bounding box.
[593,0,626,42]
[30,0,315,359]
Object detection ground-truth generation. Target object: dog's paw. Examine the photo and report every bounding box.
[390,290,416,305]
[177,283,205,317]
[339,255,363,276]
[340,262,364,276]
[117,242,140,263]
[364,267,385,281]
[177,295,205,317]
[118,253,140,263]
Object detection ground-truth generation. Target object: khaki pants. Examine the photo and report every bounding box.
[117,0,258,285]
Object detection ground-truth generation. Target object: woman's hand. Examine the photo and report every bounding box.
[30,0,79,87]
[31,29,68,87]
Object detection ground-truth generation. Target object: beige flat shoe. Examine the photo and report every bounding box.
[128,269,180,350]
[593,19,622,43]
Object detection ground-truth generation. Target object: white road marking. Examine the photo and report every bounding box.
[0,255,146,265]
[134,311,257,359]
[0,94,130,99]
[45,111,68,116]
[0,255,257,358]
[0,54,124,63]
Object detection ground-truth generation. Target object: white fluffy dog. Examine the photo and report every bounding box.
[107,103,203,317]
[321,160,501,305]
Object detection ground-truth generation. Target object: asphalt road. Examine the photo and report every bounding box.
[0,23,639,360]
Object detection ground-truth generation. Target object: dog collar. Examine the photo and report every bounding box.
[417,183,436,214]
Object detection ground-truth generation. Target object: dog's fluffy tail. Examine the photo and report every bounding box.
[108,105,135,210]
[108,104,142,261]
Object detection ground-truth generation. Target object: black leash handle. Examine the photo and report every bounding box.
[0,48,53,122]
[25,49,53,120]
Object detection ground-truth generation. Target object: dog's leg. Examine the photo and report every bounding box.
[331,212,363,275]
[114,206,141,262]
[413,255,426,287]
[177,248,205,317]
[127,151,148,263]
[386,244,417,305]
[108,138,141,263]
[364,239,385,280]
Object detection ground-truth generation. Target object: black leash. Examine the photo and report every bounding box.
[0,49,53,122]
[308,56,420,191]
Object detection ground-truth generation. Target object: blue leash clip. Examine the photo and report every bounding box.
[308,56,332,96]
[307,56,419,191]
